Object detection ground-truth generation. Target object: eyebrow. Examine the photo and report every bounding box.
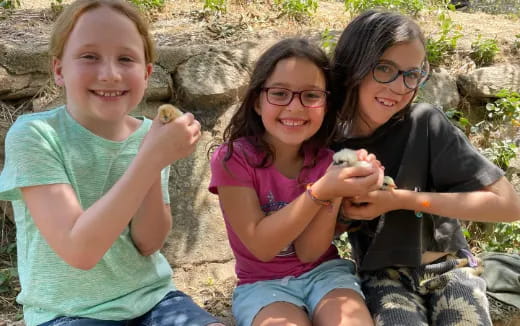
[378,59,423,71]
[267,82,326,90]
[75,44,142,54]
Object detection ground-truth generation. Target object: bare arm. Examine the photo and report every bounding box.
[217,185,325,262]
[130,176,172,256]
[218,164,381,262]
[22,154,164,270]
[21,114,200,270]
[292,197,341,263]
[293,151,384,262]
[344,177,520,223]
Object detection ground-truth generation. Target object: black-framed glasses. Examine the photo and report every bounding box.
[262,87,329,108]
[372,61,428,90]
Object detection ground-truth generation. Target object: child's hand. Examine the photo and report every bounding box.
[141,111,201,169]
[342,190,397,220]
[311,163,381,201]
[333,148,385,190]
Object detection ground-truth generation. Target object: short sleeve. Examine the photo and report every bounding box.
[0,117,70,201]
[209,143,255,194]
[426,106,504,192]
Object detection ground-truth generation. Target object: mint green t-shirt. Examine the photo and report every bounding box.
[0,106,175,326]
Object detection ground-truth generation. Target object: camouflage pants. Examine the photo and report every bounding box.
[361,257,492,326]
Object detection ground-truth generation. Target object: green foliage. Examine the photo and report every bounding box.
[334,232,352,259]
[465,222,520,254]
[426,11,462,66]
[485,89,520,125]
[481,139,517,171]
[129,0,165,10]
[470,35,499,66]
[0,236,17,295]
[320,28,337,56]
[513,34,520,54]
[344,0,425,16]
[274,0,318,20]
[50,0,64,15]
[203,0,226,13]
[444,108,471,133]
[0,0,20,9]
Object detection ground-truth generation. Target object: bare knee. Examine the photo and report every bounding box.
[252,301,312,326]
[313,289,374,326]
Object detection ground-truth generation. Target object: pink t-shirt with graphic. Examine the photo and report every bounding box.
[209,138,339,285]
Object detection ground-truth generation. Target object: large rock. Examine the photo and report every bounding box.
[0,66,49,100]
[457,64,520,100]
[417,67,460,109]
[0,43,49,75]
[163,106,237,266]
[145,64,172,101]
[172,41,270,111]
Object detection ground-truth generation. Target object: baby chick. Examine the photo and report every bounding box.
[332,148,396,190]
[158,104,183,124]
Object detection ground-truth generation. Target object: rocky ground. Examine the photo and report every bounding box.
[1,0,519,325]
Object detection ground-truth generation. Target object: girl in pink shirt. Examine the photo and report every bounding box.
[210,38,381,326]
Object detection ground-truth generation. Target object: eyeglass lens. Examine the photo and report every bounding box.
[265,88,327,108]
[373,62,425,89]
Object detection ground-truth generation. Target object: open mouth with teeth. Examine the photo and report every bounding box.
[91,90,127,97]
[279,119,307,127]
[376,97,397,107]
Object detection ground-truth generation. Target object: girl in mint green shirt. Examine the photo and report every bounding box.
[0,1,223,325]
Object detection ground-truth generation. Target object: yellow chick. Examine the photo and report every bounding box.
[158,104,183,124]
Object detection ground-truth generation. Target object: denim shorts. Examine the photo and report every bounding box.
[232,259,363,326]
[38,291,220,326]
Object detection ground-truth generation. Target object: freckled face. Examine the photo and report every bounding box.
[355,39,425,136]
[255,57,327,152]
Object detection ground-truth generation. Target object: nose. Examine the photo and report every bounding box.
[388,74,409,95]
[286,93,304,111]
[98,59,122,82]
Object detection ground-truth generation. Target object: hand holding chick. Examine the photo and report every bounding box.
[332,148,396,190]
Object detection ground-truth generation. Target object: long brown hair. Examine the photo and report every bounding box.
[331,10,428,128]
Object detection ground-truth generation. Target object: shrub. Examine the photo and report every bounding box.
[485,89,520,125]
[0,0,20,9]
[344,0,425,16]
[512,34,520,55]
[274,0,318,21]
[426,11,462,66]
[465,221,520,254]
[203,0,226,13]
[320,28,337,57]
[481,139,517,171]
[129,0,165,10]
[470,35,499,66]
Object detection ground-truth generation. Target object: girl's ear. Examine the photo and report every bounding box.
[144,63,153,82]
[52,57,65,87]
[254,97,262,116]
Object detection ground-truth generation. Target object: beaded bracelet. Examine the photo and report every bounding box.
[305,183,332,207]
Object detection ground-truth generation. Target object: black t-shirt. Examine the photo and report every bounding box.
[331,103,504,271]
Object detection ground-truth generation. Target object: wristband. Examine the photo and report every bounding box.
[305,183,332,207]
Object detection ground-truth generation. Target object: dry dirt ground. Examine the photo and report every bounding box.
[1,0,520,324]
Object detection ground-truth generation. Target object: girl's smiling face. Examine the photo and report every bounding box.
[354,39,425,137]
[53,5,152,136]
[255,56,327,153]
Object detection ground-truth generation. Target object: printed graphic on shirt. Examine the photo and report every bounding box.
[261,191,295,256]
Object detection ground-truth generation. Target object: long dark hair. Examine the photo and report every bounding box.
[222,38,335,168]
[331,10,428,127]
